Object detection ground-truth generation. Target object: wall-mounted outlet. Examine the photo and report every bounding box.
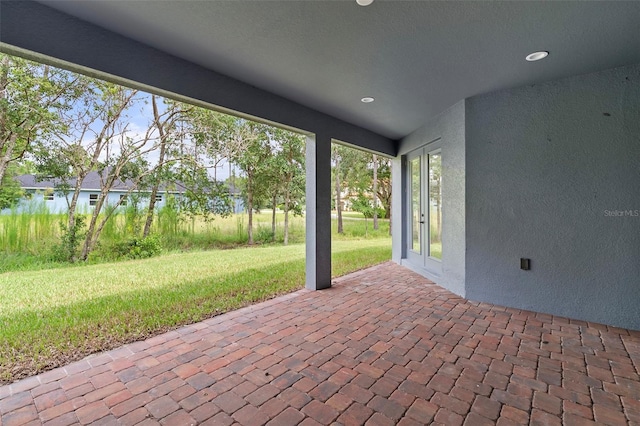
[520,258,531,270]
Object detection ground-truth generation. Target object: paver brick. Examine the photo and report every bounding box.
[2,263,640,426]
[117,407,150,426]
[39,398,86,423]
[365,412,395,426]
[34,389,67,412]
[338,402,374,426]
[266,407,304,425]
[212,391,246,414]
[278,387,311,409]
[75,400,109,425]
[562,412,597,426]
[41,411,77,426]
[434,408,464,425]
[159,409,196,425]
[110,392,153,417]
[201,411,234,426]
[302,400,340,424]
[367,396,405,420]
[532,390,561,415]
[405,398,438,423]
[593,403,628,425]
[463,411,495,426]
[245,384,280,406]
[145,397,178,421]
[499,405,529,424]
[340,383,374,404]
[427,373,455,393]
[431,391,470,416]
[232,404,269,426]
[1,405,39,425]
[326,392,353,411]
[258,397,287,419]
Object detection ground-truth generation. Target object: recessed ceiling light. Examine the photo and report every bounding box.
[361,97,375,103]
[526,51,549,62]
[356,0,374,6]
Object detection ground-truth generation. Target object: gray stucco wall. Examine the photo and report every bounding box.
[465,63,640,330]
[394,101,466,297]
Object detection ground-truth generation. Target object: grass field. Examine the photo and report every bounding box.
[0,210,390,272]
[0,238,391,383]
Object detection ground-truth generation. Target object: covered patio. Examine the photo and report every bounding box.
[2,263,639,425]
[1,1,639,424]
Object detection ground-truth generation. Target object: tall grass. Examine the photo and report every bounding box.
[1,200,390,272]
[0,200,59,253]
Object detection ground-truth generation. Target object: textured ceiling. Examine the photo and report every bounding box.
[37,0,640,140]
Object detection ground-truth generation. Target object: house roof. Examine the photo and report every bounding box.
[29,1,640,141]
[18,172,179,193]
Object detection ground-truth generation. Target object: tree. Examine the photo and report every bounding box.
[226,119,271,244]
[0,53,82,185]
[375,156,392,235]
[35,79,146,261]
[375,157,392,219]
[0,165,23,210]
[331,144,347,234]
[271,128,305,245]
[332,144,373,231]
[142,96,193,237]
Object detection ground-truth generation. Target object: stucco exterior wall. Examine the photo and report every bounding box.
[394,100,466,297]
[465,63,640,330]
[5,190,172,215]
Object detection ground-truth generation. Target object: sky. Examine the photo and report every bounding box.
[68,89,238,182]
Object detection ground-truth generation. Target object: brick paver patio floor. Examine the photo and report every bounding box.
[1,262,639,425]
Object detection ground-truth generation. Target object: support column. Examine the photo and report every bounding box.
[391,156,406,263]
[305,133,332,290]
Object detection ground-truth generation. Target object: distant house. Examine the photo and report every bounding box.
[5,172,244,214]
[7,172,180,214]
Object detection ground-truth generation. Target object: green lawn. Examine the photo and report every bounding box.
[0,238,391,383]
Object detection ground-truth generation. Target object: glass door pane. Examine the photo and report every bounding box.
[428,152,442,259]
[410,157,421,253]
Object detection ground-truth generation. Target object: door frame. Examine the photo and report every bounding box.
[405,139,443,276]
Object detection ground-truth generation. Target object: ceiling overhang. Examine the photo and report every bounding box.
[0,0,397,156]
[1,0,639,153]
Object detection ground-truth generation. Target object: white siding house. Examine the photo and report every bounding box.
[5,173,245,215]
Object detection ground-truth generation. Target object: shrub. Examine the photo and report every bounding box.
[113,235,163,259]
[255,225,274,244]
[52,216,86,263]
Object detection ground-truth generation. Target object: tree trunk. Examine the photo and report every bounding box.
[388,193,393,236]
[372,154,379,231]
[0,56,12,185]
[271,192,277,242]
[81,189,109,260]
[335,159,343,234]
[143,96,167,238]
[143,189,159,238]
[247,176,254,245]
[283,187,290,245]
[0,133,17,186]
[64,173,86,262]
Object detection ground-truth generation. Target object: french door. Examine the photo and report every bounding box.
[406,144,442,273]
